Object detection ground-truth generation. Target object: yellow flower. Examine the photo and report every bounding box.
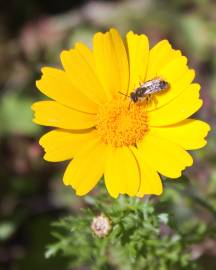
[32,28,210,198]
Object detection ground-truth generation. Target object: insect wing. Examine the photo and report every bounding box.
[141,78,166,95]
[143,87,158,95]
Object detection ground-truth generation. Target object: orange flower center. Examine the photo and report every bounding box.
[96,98,148,147]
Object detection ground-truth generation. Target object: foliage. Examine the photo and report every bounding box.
[0,93,40,135]
[46,194,209,270]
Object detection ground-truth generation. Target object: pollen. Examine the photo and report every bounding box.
[96,98,148,147]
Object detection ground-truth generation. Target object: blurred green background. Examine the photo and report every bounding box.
[0,0,215,269]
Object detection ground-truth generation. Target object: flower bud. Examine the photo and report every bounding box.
[91,214,111,238]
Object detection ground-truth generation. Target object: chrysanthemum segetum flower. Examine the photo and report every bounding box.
[32,28,210,198]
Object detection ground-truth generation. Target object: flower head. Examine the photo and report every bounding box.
[91,214,111,238]
[32,28,210,198]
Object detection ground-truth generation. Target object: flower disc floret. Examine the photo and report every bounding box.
[96,99,148,147]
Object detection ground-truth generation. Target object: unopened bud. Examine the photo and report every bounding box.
[91,214,111,238]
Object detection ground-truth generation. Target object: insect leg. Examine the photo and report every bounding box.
[146,94,152,104]
[128,100,132,109]
[152,95,158,108]
[145,94,158,108]
[138,76,144,86]
[119,91,129,97]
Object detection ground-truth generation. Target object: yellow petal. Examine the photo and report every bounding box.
[36,67,97,114]
[151,119,210,150]
[126,31,149,93]
[159,56,188,84]
[130,147,163,197]
[93,28,129,99]
[149,84,202,126]
[146,40,182,81]
[32,101,96,129]
[60,42,107,104]
[39,129,97,162]
[147,59,195,112]
[104,146,140,198]
[63,140,107,196]
[138,131,193,178]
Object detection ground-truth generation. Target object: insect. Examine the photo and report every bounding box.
[119,77,170,104]
[130,77,170,103]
